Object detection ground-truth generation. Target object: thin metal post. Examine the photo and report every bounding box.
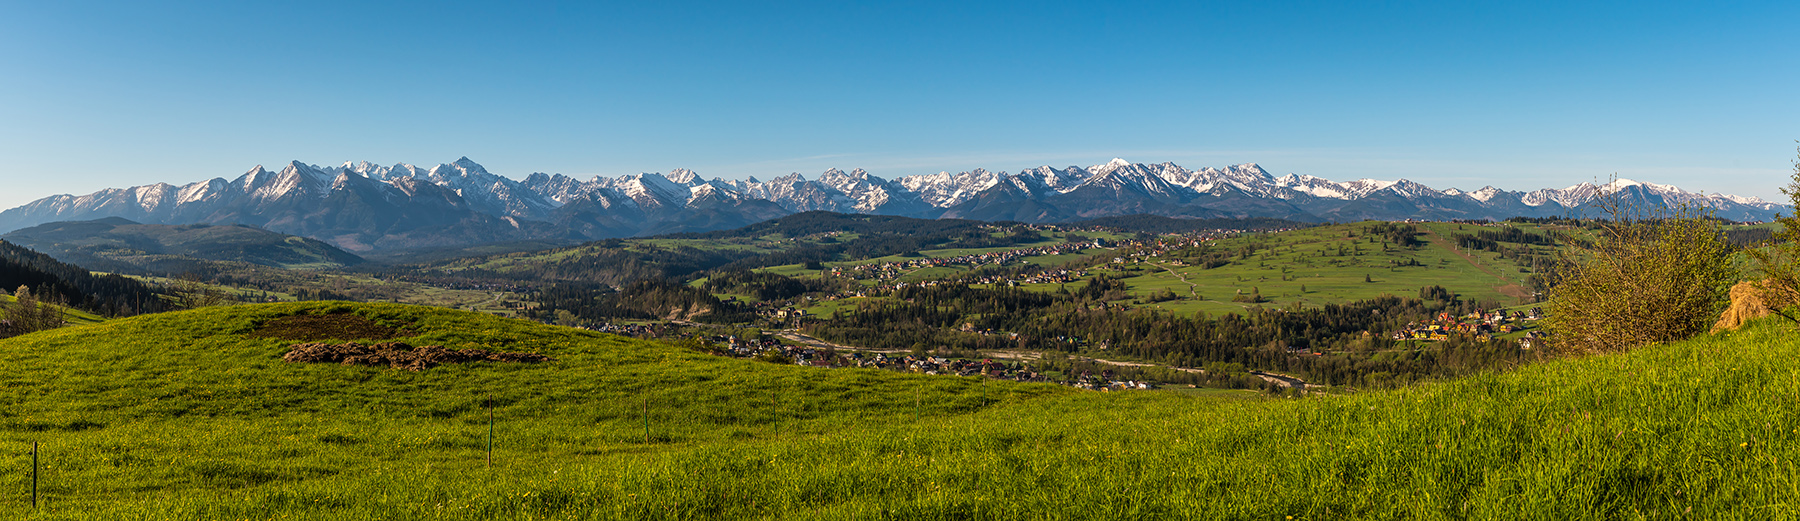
[32,441,39,510]
[486,394,493,468]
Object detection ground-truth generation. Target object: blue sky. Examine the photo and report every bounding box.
[2,1,1796,209]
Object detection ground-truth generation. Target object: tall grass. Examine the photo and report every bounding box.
[2,302,1796,518]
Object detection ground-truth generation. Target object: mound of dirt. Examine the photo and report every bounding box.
[282,341,554,371]
[249,313,410,341]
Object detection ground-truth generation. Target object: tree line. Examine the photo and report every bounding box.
[0,239,168,318]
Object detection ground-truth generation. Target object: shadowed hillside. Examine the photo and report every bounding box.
[2,218,365,274]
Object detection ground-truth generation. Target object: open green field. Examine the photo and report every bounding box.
[1100,222,1550,314]
[118,272,522,315]
[120,274,302,303]
[797,296,886,317]
[3,301,1798,518]
[755,233,1106,282]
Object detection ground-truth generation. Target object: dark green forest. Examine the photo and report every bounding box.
[0,239,168,317]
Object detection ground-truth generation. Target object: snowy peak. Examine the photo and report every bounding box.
[815,167,916,213]
[898,168,1006,207]
[176,178,229,205]
[236,161,332,201]
[1380,179,1442,199]
[521,172,593,205]
[1023,165,1090,193]
[1272,173,1352,199]
[1340,179,1399,199]
[451,156,486,172]
[1467,186,1504,202]
[278,161,332,183]
[1523,183,1601,207]
[666,168,701,185]
[1076,163,1184,199]
[1086,158,1134,177]
[616,173,693,209]
[684,183,743,207]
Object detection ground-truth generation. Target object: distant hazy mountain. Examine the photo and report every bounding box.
[0,157,1785,252]
[1,218,365,274]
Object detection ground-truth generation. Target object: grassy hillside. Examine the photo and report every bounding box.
[3,302,1797,518]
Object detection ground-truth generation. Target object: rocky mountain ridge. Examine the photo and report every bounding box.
[0,157,1785,252]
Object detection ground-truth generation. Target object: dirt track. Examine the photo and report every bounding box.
[1422,229,1505,281]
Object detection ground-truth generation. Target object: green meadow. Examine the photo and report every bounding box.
[754,231,1109,284]
[1106,222,1550,315]
[2,301,1797,518]
[755,222,1553,317]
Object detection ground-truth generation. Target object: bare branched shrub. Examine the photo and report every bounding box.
[1543,183,1735,353]
[169,273,232,310]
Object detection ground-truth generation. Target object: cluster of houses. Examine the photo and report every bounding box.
[959,268,1089,287]
[1386,308,1544,344]
[581,322,664,337]
[694,334,1155,390]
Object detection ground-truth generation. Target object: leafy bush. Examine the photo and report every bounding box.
[1543,192,1734,353]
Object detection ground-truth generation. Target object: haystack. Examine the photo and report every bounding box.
[1713,280,1781,332]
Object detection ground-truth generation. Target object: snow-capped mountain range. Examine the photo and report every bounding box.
[0,157,1786,253]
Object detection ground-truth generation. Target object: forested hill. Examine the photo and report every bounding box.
[658,211,1001,240]
[410,212,1056,287]
[2,218,366,274]
[663,212,1312,240]
[0,239,168,316]
[1062,215,1313,234]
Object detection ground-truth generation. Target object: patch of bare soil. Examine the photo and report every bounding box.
[249,313,411,341]
[1496,284,1531,299]
[282,341,554,371]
